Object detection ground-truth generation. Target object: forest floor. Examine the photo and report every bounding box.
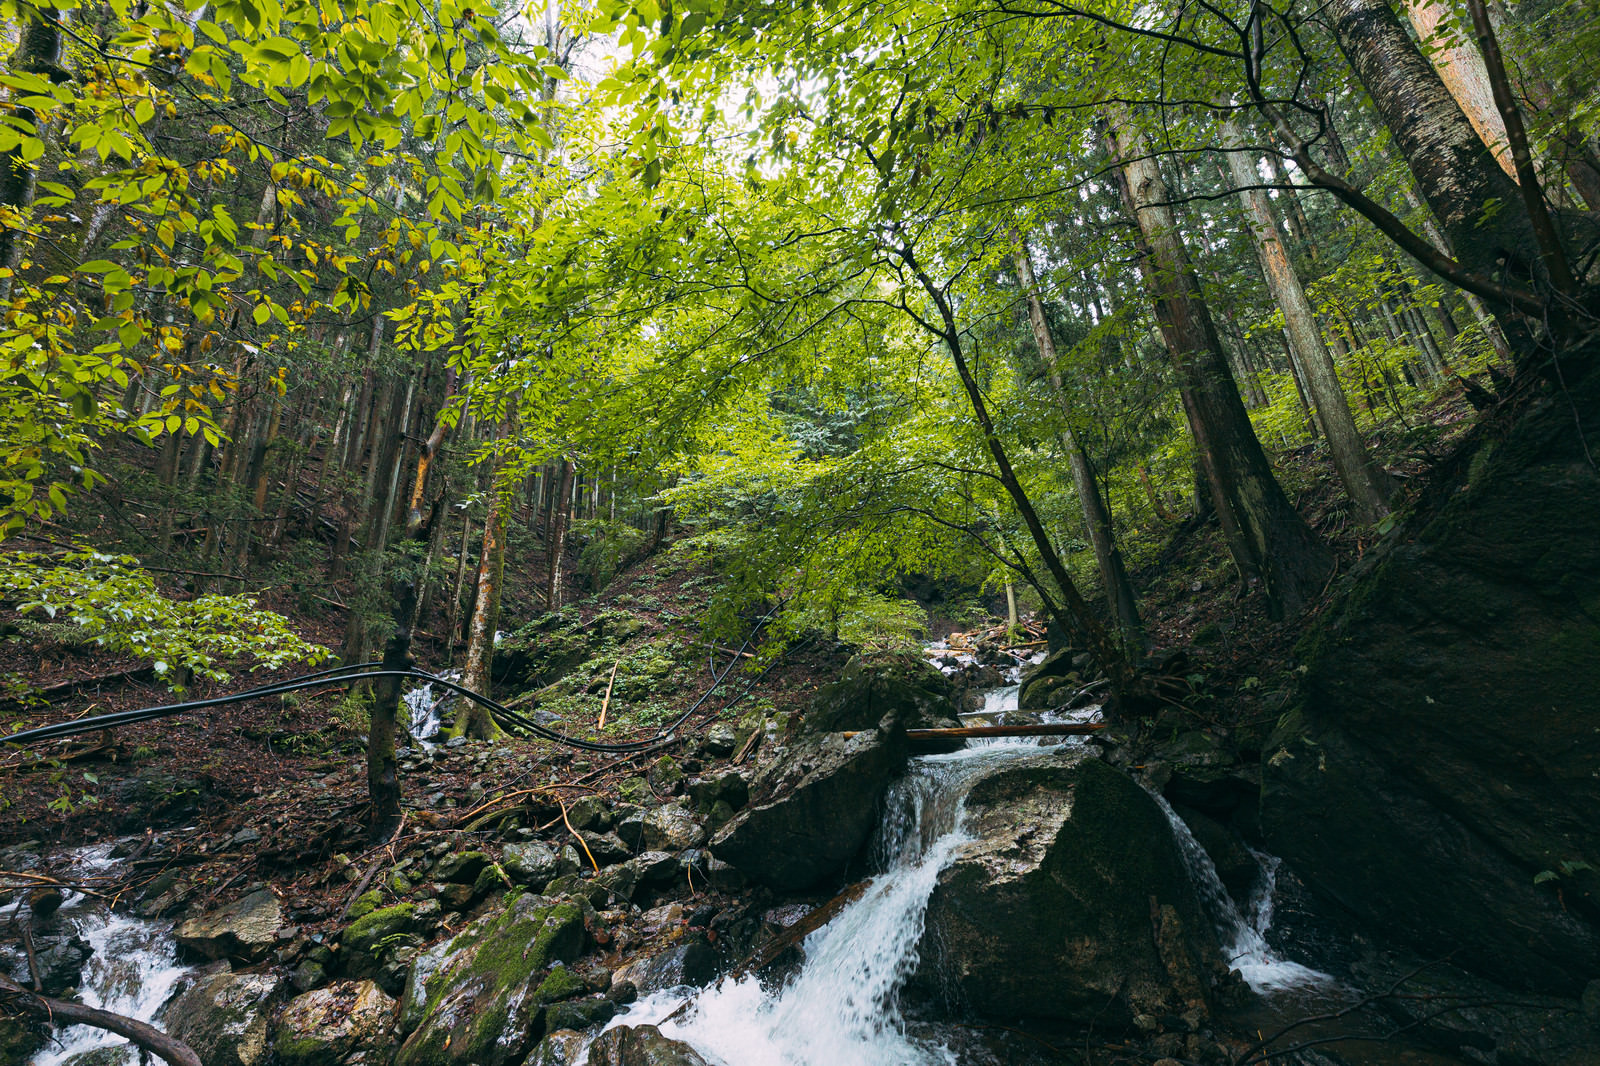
[0,382,1488,959]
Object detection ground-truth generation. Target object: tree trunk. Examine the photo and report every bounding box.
[1402,0,1515,177]
[1221,117,1395,521]
[0,7,63,291]
[1327,0,1545,341]
[368,580,415,833]
[1108,114,1333,616]
[893,240,1143,708]
[454,476,509,742]
[545,459,575,610]
[1015,241,1146,651]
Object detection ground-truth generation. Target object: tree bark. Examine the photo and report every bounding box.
[1325,0,1547,339]
[1401,0,1515,178]
[368,579,415,833]
[1221,116,1395,521]
[545,459,575,609]
[1108,114,1333,616]
[0,6,64,291]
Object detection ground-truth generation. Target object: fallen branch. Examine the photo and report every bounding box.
[0,972,202,1066]
[597,662,618,730]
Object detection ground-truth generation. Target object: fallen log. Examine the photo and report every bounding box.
[0,972,202,1066]
[840,722,1105,741]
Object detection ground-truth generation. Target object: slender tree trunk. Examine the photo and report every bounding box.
[893,239,1142,707]
[545,460,575,609]
[1222,118,1394,520]
[368,581,415,833]
[1109,114,1333,616]
[455,464,511,741]
[1015,241,1145,651]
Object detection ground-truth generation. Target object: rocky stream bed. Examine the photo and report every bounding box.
[4,633,1599,1066]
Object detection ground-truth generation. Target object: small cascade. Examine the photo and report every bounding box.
[403,668,461,746]
[1148,791,1329,993]
[609,742,1061,1066]
[2,844,196,1066]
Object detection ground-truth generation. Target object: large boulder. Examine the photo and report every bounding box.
[273,980,397,1066]
[803,653,961,734]
[174,889,282,963]
[584,1025,710,1066]
[916,751,1224,1026]
[1262,351,1600,996]
[164,970,283,1066]
[709,713,907,892]
[1017,647,1084,710]
[395,892,588,1066]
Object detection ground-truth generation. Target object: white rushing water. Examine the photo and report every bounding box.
[403,667,461,746]
[606,690,1082,1066]
[1147,791,1329,993]
[1,844,196,1066]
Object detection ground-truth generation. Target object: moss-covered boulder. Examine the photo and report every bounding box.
[802,653,960,734]
[394,893,588,1066]
[1017,647,1083,710]
[339,902,418,983]
[915,751,1224,1026]
[164,970,283,1066]
[0,1017,44,1064]
[1262,348,1600,995]
[273,980,396,1066]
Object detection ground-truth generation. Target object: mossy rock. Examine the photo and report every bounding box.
[345,889,384,922]
[340,902,417,981]
[394,893,588,1066]
[0,1017,43,1064]
[803,652,959,733]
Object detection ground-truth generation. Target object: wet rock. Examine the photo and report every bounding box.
[543,991,618,1032]
[639,805,706,851]
[1017,647,1080,710]
[916,751,1223,1026]
[584,1024,711,1066]
[395,892,587,1066]
[612,938,720,996]
[618,777,651,805]
[1263,353,1600,996]
[1171,804,1258,902]
[528,1029,589,1066]
[567,796,610,832]
[632,851,679,885]
[274,979,397,1066]
[802,652,961,734]
[702,722,739,757]
[21,919,93,995]
[593,862,639,903]
[710,711,907,892]
[27,885,63,918]
[434,850,491,883]
[0,1018,43,1065]
[175,888,282,963]
[165,970,284,1066]
[503,841,563,887]
[648,756,684,795]
[580,831,634,866]
[339,902,418,984]
[111,772,208,829]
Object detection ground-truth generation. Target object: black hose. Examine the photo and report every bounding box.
[2,603,787,754]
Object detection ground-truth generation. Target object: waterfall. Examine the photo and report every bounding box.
[610,741,1058,1066]
[403,668,461,745]
[2,844,196,1066]
[1147,791,1329,993]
